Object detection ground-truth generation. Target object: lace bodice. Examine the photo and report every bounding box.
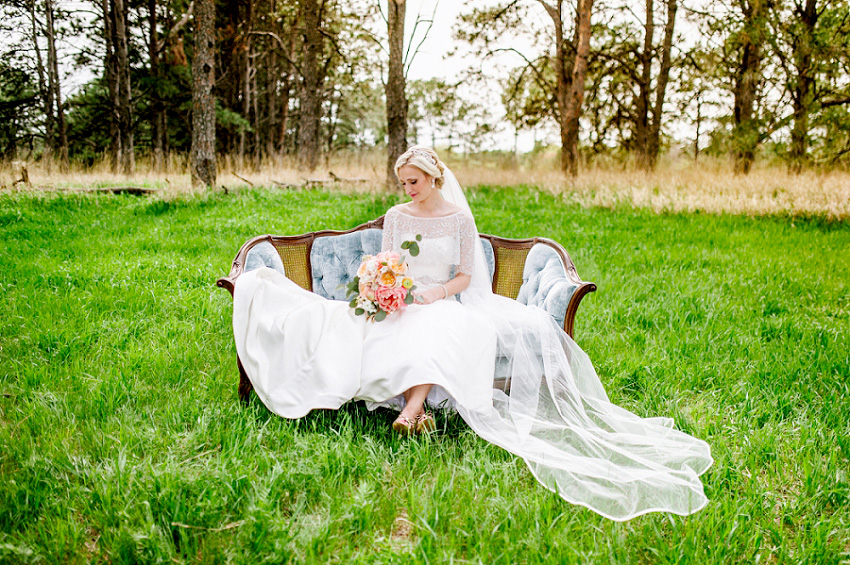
[381,206,477,288]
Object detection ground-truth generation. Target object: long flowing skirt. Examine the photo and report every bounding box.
[232,267,496,418]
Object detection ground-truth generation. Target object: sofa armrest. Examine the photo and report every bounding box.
[216,235,279,296]
[516,243,596,338]
[245,241,286,275]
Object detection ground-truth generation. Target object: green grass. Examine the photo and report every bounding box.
[0,186,848,564]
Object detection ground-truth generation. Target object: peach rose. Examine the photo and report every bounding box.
[357,255,373,277]
[359,281,376,301]
[381,251,401,263]
[379,271,397,287]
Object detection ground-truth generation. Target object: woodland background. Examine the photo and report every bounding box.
[1,0,850,191]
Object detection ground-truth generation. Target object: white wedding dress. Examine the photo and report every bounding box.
[232,173,713,521]
[232,206,497,418]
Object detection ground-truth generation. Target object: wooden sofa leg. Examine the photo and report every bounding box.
[237,356,254,404]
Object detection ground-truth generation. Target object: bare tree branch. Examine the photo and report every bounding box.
[404,1,439,74]
[156,1,193,54]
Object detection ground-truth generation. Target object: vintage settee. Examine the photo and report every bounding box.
[217,216,596,401]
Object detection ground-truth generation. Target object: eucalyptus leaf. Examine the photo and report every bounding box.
[374,310,387,322]
[354,308,365,316]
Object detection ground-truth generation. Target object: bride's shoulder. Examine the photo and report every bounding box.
[385,204,406,218]
[443,202,464,216]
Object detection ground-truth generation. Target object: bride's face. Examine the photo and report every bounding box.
[397,165,435,203]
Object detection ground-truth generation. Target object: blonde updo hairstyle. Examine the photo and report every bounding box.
[394,146,446,189]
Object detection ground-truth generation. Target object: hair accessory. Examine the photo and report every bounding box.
[411,149,438,167]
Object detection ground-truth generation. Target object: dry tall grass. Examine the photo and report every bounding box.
[2,151,848,220]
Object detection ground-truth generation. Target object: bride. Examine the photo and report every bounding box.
[232,145,713,521]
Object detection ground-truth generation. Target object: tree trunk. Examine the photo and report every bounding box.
[298,0,323,172]
[694,95,702,161]
[562,0,593,176]
[29,0,52,166]
[635,0,654,169]
[539,3,571,174]
[191,0,216,187]
[44,0,62,170]
[267,47,278,158]
[385,0,407,187]
[279,29,297,154]
[114,0,135,174]
[149,0,165,171]
[253,66,261,164]
[733,0,764,174]
[102,0,120,172]
[789,0,817,173]
[646,0,677,169]
[540,0,592,176]
[238,0,253,164]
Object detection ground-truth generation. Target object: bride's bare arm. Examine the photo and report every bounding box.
[416,273,471,305]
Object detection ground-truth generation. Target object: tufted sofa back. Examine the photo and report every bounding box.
[310,229,382,300]
[223,219,595,339]
[241,229,577,324]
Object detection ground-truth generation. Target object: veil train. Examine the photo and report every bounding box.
[440,167,712,521]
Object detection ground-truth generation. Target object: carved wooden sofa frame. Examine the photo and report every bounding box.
[217,215,596,402]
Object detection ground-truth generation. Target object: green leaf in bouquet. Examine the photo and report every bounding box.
[408,241,420,256]
[415,234,422,241]
[349,298,358,308]
[355,308,365,316]
[401,241,409,250]
[404,293,414,305]
[374,310,388,322]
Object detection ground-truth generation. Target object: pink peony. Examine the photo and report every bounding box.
[375,285,408,313]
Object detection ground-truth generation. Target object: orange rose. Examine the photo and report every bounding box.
[379,271,396,286]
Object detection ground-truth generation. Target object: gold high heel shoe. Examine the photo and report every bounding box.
[392,414,416,436]
[415,412,436,434]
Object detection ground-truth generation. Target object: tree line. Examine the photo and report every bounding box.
[1,0,849,186]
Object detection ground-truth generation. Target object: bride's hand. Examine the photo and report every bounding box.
[415,287,445,305]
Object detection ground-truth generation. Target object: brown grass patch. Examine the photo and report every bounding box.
[2,152,848,219]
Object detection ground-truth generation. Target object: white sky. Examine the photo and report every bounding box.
[393,0,544,151]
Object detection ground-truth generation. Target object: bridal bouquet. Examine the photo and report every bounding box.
[345,237,420,322]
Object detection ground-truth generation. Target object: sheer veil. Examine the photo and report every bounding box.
[440,166,713,521]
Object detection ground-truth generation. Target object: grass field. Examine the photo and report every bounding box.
[0,186,848,563]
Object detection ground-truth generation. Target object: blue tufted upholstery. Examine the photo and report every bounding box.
[244,241,286,276]
[516,244,578,329]
[310,229,383,300]
[479,239,496,284]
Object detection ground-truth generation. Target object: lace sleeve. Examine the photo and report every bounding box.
[457,212,477,276]
[381,208,397,252]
